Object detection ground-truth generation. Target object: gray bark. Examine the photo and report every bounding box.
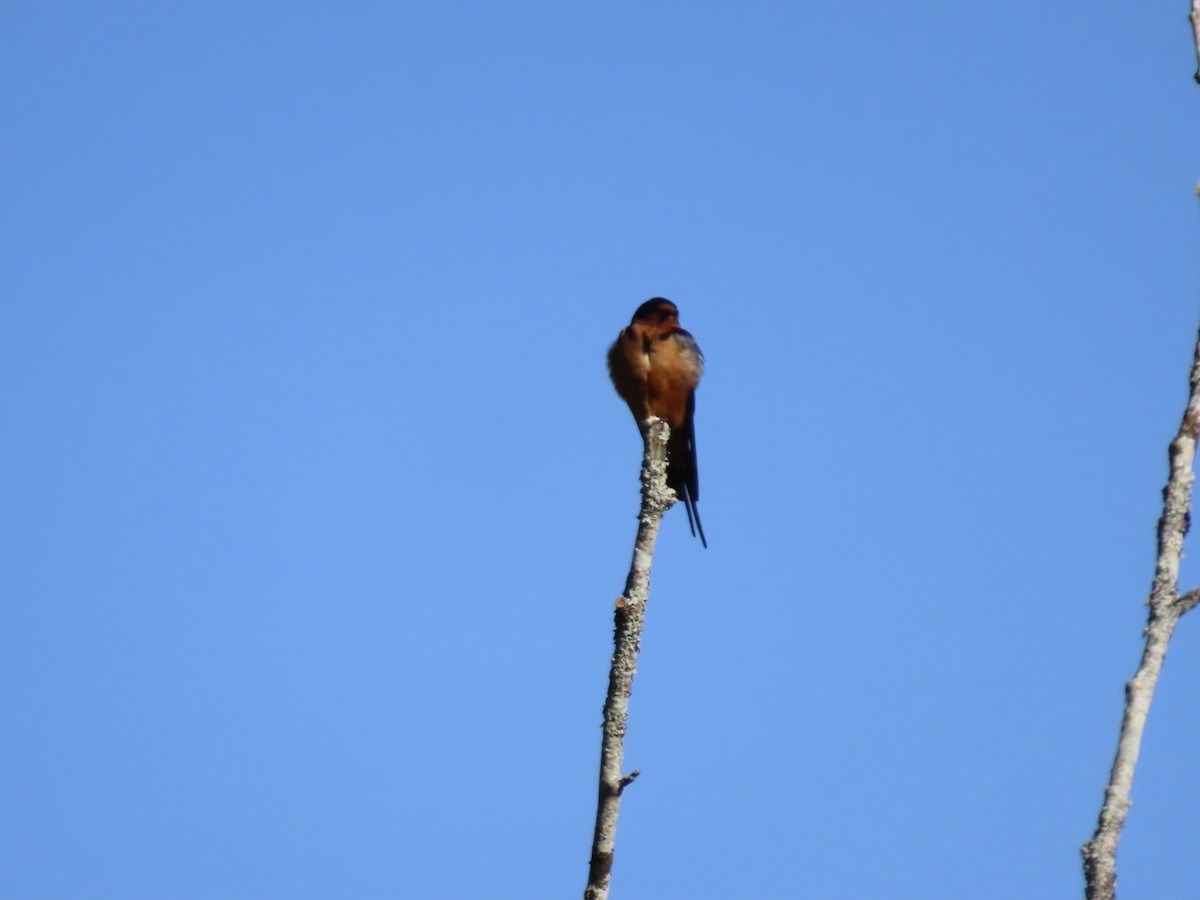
[584,418,674,900]
[1080,320,1200,898]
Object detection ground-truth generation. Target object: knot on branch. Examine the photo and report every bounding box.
[1174,587,1200,616]
[618,770,641,794]
[1183,415,1200,444]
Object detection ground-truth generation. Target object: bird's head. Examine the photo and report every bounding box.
[630,297,680,325]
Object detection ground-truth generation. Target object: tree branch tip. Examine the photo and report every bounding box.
[641,417,670,442]
[618,770,641,793]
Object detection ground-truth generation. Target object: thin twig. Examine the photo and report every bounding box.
[584,418,674,900]
[1081,319,1200,899]
[1191,0,1200,83]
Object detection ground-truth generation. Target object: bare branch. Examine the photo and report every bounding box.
[584,418,674,900]
[1191,0,1200,83]
[1081,318,1200,898]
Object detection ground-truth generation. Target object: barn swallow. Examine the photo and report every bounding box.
[608,298,707,547]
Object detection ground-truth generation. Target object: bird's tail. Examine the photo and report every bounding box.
[679,482,707,548]
[667,437,707,548]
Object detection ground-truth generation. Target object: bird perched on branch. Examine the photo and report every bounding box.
[608,298,707,547]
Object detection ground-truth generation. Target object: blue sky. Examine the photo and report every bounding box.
[4,2,1200,897]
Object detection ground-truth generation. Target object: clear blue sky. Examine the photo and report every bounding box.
[4,2,1200,897]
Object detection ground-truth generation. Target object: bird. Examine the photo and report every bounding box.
[607,297,707,547]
